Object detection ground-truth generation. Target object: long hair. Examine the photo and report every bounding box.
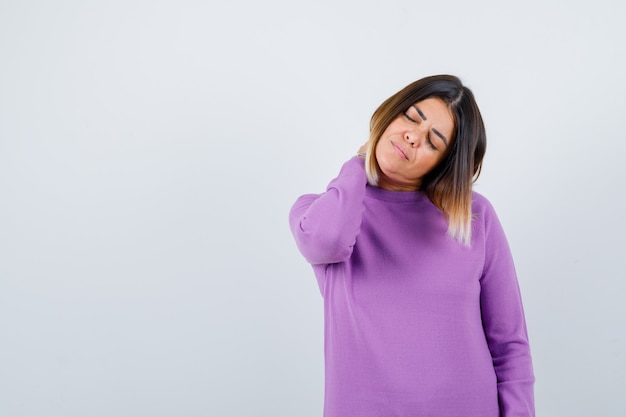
[365,75,486,246]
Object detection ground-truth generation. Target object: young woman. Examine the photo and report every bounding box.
[289,75,535,417]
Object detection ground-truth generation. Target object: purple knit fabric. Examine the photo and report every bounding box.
[289,157,535,417]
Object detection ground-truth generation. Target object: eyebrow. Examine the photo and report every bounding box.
[412,105,449,146]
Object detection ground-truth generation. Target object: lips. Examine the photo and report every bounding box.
[391,141,409,160]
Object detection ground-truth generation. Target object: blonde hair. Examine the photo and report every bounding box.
[364,75,486,246]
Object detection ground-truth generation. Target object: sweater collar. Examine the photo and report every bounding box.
[365,185,428,203]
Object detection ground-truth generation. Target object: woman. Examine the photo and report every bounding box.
[289,75,535,417]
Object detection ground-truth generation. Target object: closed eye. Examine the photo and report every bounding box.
[426,132,438,151]
[403,111,418,123]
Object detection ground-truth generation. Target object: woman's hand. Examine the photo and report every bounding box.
[357,142,368,158]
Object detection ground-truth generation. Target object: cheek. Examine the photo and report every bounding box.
[425,153,447,173]
[375,141,398,168]
[409,153,442,177]
[374,140,388,164]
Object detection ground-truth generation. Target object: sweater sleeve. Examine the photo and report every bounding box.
[288,157,368,265]
[478,199,535,417]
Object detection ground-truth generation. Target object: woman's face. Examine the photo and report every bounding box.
[375,97,455,191]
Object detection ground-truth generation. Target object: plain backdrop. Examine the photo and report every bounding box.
[1,1,625,416]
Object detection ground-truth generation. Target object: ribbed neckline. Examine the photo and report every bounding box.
[365,185,428,203]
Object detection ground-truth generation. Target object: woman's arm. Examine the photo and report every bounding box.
[478,199,535,417]
[289,156,368,265]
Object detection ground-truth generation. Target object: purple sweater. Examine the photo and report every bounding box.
[289,157,535,417]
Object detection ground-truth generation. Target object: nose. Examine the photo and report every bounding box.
[405,127,425,147]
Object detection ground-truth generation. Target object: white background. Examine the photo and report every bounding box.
[1,1,625,416]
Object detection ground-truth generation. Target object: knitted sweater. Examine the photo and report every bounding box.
[289,157,535,417]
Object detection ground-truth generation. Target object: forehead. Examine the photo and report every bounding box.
[410,98,452,119]
[410,98,454,128]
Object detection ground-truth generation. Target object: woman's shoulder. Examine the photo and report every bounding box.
[472,190,492,208]
[471,190,499,218]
